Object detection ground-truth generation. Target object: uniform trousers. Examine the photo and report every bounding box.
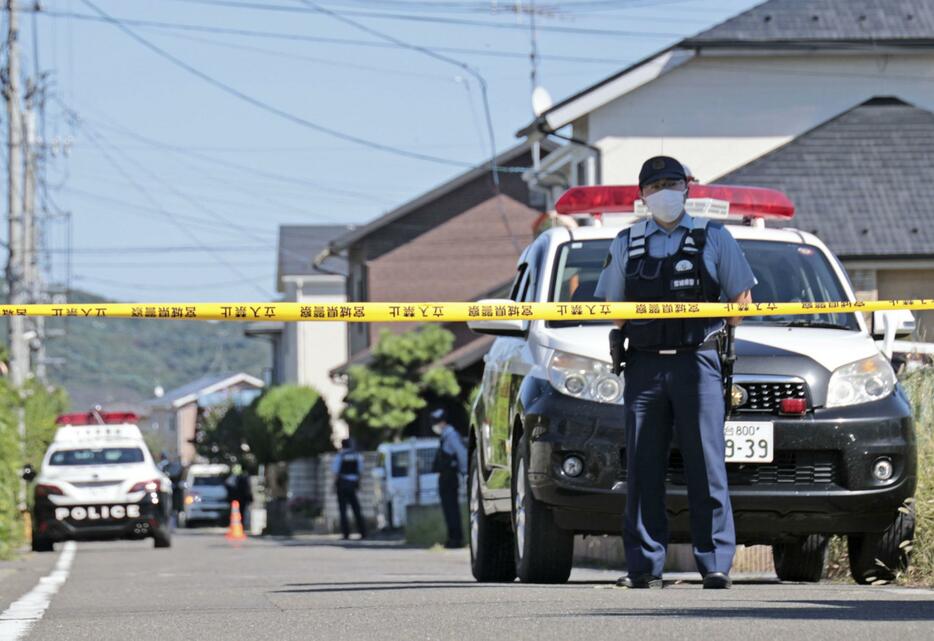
[438,474,463,545]
[336,478,366,538]
[622,347,735,577]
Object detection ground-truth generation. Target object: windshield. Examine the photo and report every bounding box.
[49,447,145,466]
[549,237,858,330]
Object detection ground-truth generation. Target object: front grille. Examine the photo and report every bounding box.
[736,381,808,413]
[619,450,842,487]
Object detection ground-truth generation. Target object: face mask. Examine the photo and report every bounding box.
[431,422,445,435]
[643,188,686,223]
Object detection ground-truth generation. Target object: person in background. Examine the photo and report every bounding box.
[431,408,468,549]
[227,464,253,531]
[332,438,367,540]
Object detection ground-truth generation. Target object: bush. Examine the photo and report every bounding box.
[0,379,68,558]
[902,367,934,585]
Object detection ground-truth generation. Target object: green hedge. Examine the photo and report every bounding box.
[0,380,68,558]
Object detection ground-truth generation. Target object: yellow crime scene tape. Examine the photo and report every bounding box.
[0,299,932,322]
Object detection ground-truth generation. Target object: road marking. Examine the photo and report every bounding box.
[0,541,77,641]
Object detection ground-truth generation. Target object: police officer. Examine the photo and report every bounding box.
[430,408,468,548]
[595,156,756,590]
[332,438,367,540]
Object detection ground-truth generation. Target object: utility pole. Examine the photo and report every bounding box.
[6,0,28,390]
[24,81,45,382]
[5,0,29,519]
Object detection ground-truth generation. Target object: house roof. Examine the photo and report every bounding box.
[715,97,934,258]
[328,140,553,252]
[147,372,264,410]
[684,0,934,47]
[519,0,934,136]
[277,225,352,291]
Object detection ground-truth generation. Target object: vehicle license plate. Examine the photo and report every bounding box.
[724,421,773,463]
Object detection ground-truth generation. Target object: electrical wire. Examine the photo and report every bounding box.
[76,0,473,169]
[35,9,630,66]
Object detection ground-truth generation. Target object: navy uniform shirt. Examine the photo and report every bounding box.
[594,213,757,335]
[331,450,363,482]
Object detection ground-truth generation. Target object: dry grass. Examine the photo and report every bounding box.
[824,367,934,586]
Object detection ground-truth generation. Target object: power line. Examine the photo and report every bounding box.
[75,120,275,298]
[73,0,474,168]
[35,9,629,66]
[294,0,523,253]
[171,0,686,37]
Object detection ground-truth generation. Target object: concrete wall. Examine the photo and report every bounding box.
[587,53,934,185]
[287,453,380,534]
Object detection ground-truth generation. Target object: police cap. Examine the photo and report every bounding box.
[639,155,686,188]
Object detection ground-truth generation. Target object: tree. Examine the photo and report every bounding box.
[239,384,333,535]
[243,385,334,465]
[342,325,460,449]
[195,403,256,472]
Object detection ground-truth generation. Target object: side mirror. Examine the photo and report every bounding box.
[466,299,529,337]
[873,309,916,360]
[21,464,36,482]
[872,309,916,339]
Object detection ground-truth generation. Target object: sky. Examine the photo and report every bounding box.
[8,0,760,302]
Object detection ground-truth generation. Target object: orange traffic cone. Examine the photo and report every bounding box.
[226,500,246,541]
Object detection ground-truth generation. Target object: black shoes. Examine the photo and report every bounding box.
[702,572,732,589]
[616,574,663,589]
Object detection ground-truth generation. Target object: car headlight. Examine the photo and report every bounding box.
[826,353,896,408]
[547,350,623,404]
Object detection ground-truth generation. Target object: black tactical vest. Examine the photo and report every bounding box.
[339,454,360,476]
[622,218,722,349]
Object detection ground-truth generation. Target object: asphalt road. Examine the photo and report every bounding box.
[1,531,933,641]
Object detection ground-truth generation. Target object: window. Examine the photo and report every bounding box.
[390,451,409,478]
[548,239,612,327]
[417,447,438,475]
[192,476,227,487]
[49,448,145,466]
[546,238,857,330]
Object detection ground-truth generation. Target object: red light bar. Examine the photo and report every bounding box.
[55,411,140,426]
[555,184,795,219]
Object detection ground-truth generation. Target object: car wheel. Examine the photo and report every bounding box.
[512,433,573,584]
[153,527,172,549]
[31,531,54,553]
[469,452,516,583]
[847,502,915,585]
[772,534,828,582]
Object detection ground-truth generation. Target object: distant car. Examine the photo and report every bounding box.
[31,411,173,551]
[181,464,231,527]
[372,439,442,529]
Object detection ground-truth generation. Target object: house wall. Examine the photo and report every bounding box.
[346,153,540,356]
[176,402,199,466]
[281,276,350,443]
[587,53,934,185]
[365,194,537,342]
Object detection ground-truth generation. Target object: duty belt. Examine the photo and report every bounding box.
[629,336,721,355]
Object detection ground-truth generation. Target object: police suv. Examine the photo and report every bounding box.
[467,184,916,585]
[30,411,173,551]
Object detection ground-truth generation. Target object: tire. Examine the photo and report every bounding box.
[512,433,574,584]
[31,531,54,553]
[153,527,172,549]
[469,452,516,583]
[847,503,915,585]
[772,534,828,582]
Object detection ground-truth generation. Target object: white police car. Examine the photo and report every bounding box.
[30,411,173,551]
[467,184,916,585]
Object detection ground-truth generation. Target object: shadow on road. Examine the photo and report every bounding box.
[567,600,934,622]
[271,581,494,594]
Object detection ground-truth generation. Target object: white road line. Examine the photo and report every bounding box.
[0,541,77,641]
